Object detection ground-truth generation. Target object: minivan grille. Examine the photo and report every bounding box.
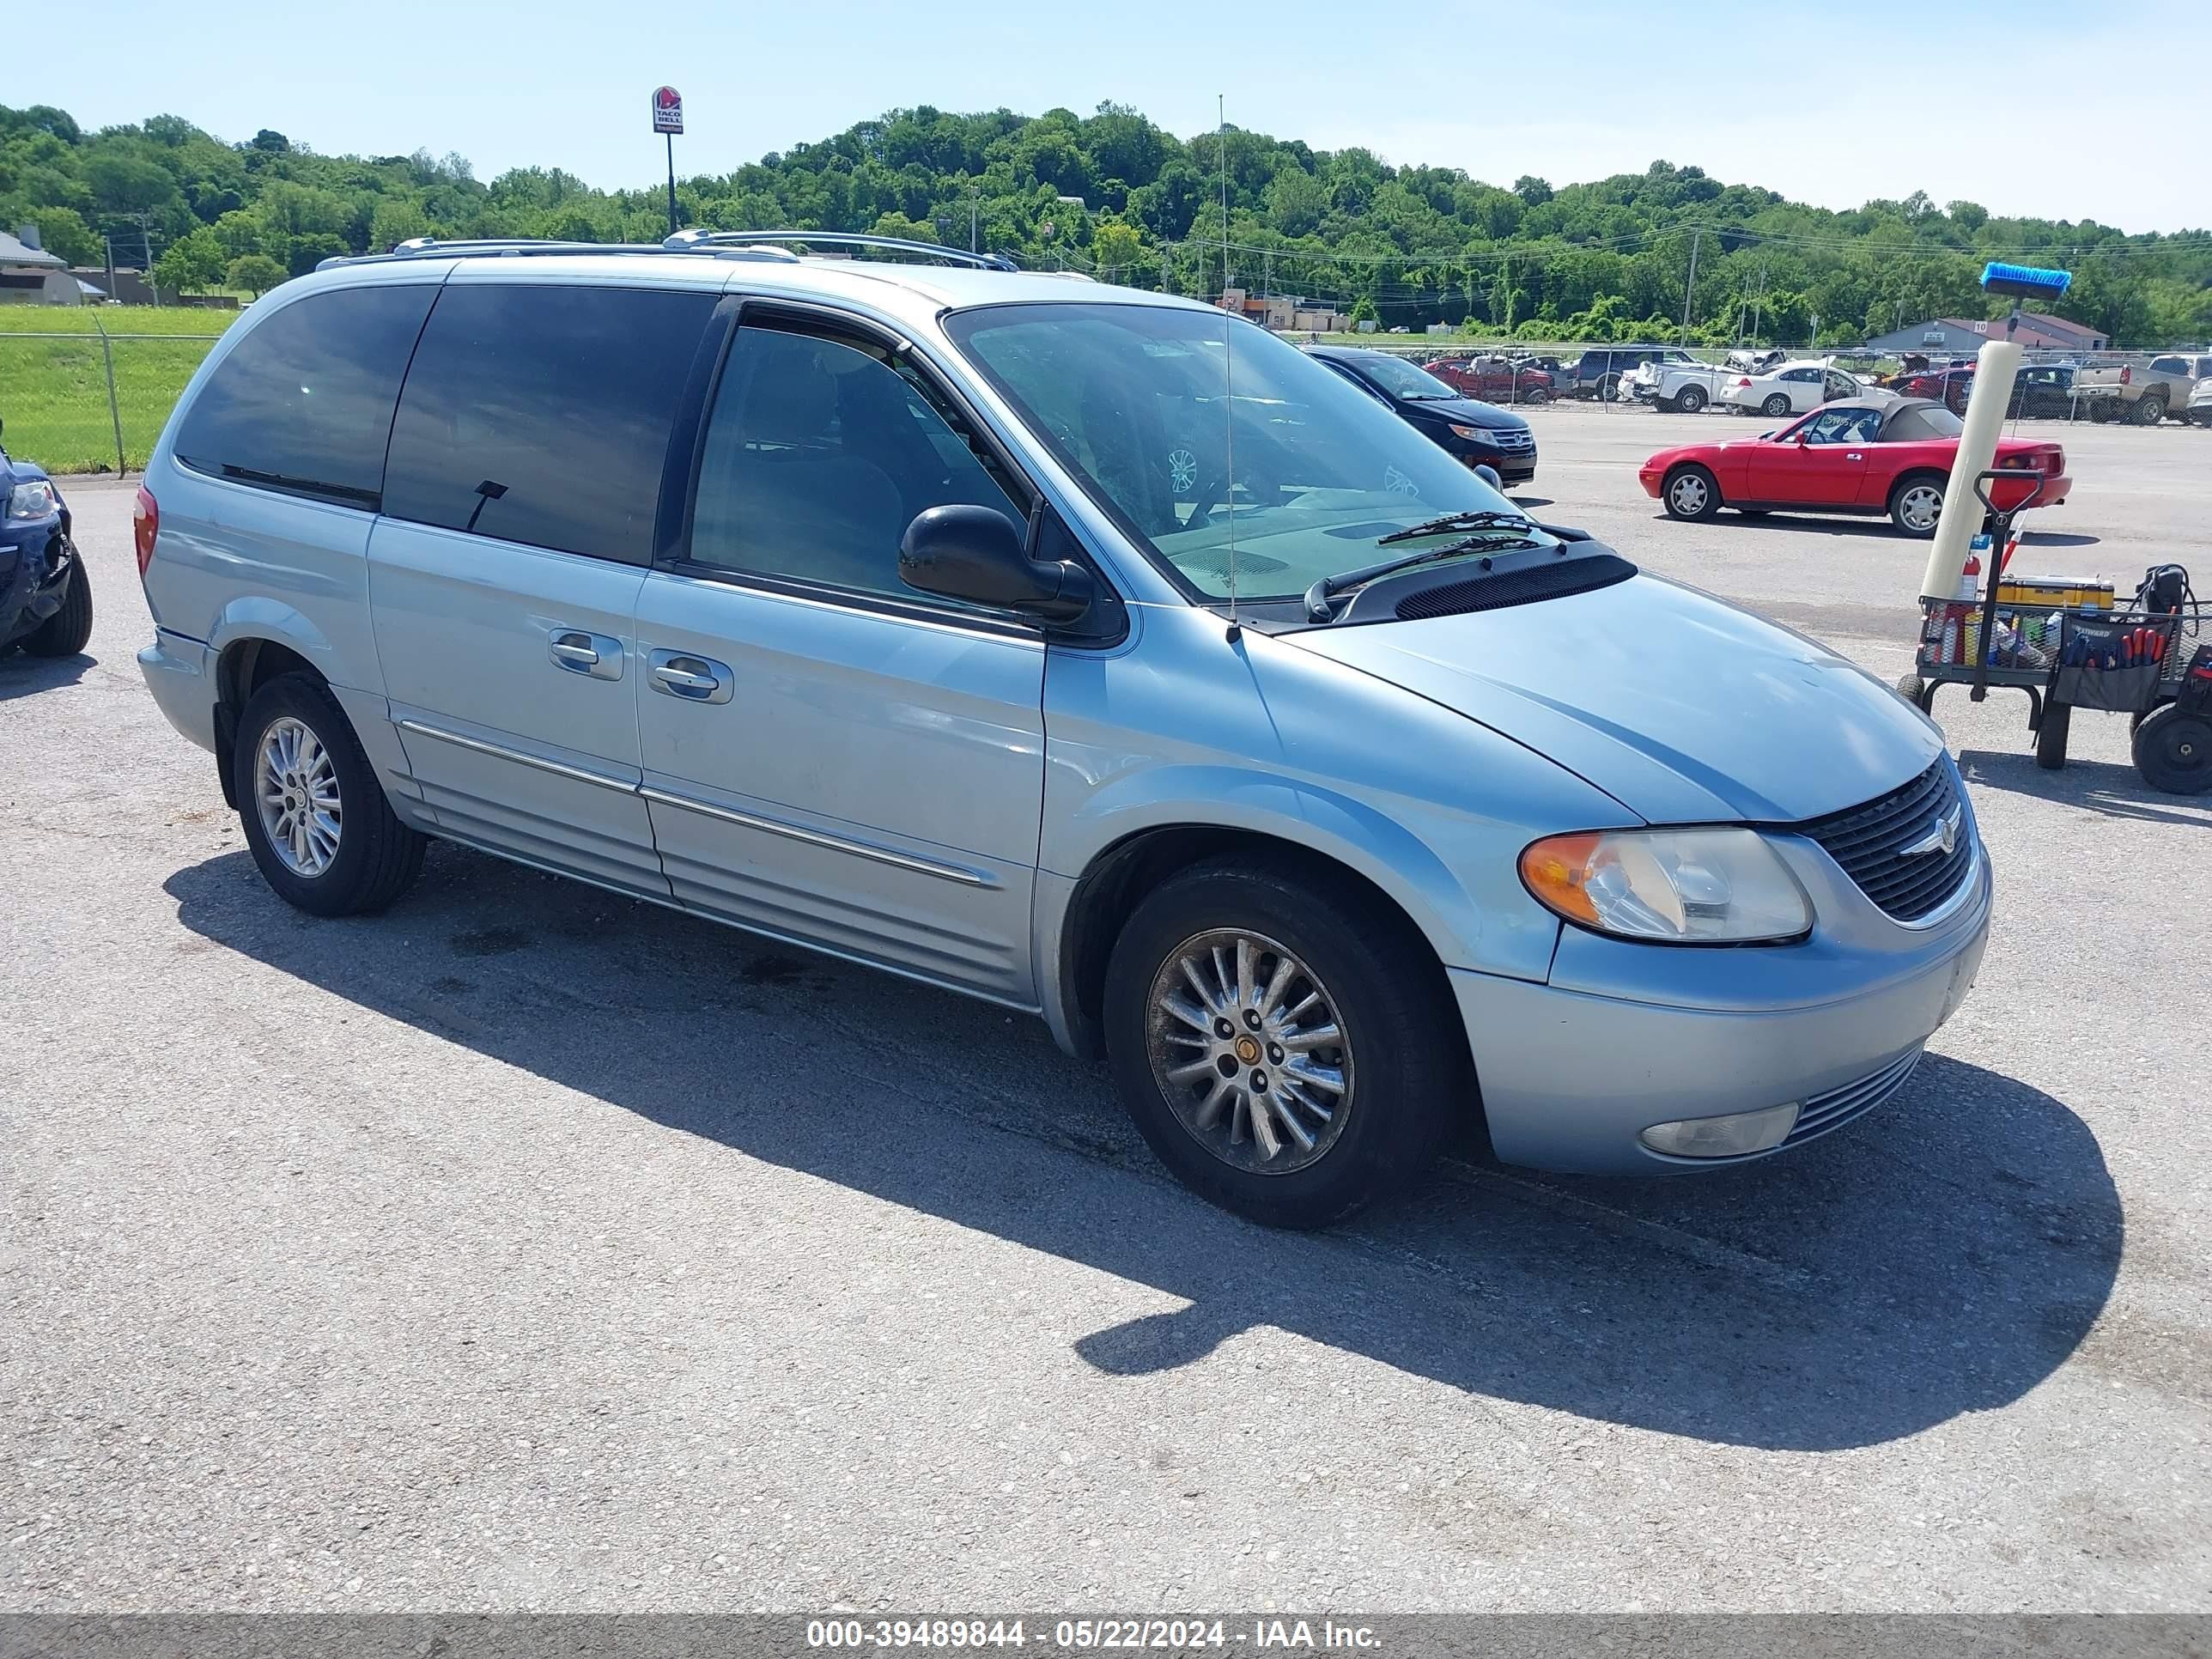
[1783,1048,1923,1147]
[1798,760,1972,922]
[1393,554,1635,620]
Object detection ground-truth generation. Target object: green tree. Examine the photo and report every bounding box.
[152,227,226,294]
[225,252,286,296]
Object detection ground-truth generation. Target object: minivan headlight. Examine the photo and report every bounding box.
[7,480,59,520]
[1519,828,1812,944]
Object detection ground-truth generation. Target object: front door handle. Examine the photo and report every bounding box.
[648,649,734,704]
[550,628,623,681]
[1846,452,1864,460]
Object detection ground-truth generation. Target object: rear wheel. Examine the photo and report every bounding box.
[1677,384,1708,413]
[1760,392,1792,418]
[2036,702,2071,769]
[1597,374,1622,402]
[234,674,426,916]
[1103,855,1457,1229]
[21,547,92,658]
[1889,472,1947,538]
[2132,704,2212,793]
[2132,395,2168,426]
[1662,464,1721,521]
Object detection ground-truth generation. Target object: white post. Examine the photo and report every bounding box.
[1920,340,2026,600]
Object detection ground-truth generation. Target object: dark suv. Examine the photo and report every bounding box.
[1565,346,1698,401]
[1,419,90,659]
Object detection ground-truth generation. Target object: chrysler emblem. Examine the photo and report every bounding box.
[1902,804,1963,858]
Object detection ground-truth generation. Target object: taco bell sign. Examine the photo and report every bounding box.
[652,86,684,136]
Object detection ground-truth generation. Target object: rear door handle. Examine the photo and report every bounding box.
[550,628,623,681]
[648,649,734,704]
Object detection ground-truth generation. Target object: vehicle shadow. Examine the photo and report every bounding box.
[164,846,2122,1454]
[2018,531,2102,548]
[1960,749,2209,830]
[1680,513,1906,541]
[0,648,94,702]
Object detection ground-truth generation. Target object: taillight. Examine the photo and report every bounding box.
[132,485,159,577]
[1735,377,1751,387]
[2119,367,2131,385]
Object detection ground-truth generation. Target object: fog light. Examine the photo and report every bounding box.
[1638,1102,1800,1158]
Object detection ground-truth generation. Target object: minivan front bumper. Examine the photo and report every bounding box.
[1451,843,1991,1175]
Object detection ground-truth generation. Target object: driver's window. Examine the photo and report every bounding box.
[690,324,1026,599]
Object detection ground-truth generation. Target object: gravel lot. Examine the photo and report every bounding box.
[4,406,2209,1613]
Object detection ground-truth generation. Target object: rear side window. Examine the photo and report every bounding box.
[383,283,717,564]
[172,284,436,509]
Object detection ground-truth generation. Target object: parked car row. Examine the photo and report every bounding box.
[110,236,1997,1228]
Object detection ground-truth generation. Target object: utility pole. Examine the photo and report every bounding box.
[970,194,978,254]
[1679,226,1701,343]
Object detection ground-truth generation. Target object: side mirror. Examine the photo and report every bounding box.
[1473,463,1504,491]
[899,504,1096,625]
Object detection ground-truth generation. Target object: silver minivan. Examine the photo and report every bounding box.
[134,234,1990,1228]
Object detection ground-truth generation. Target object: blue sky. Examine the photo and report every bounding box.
[54,0,2211,231]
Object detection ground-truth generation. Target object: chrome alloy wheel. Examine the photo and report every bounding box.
[1145,929,1353,1176]
[1667,471,1710,516]
[1897,483,1944,533]
[253,715,342,878]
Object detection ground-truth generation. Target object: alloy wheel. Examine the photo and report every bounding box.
[1668,472,1710,516]
[1898,483,1943,534]
[1145,929,1353,1176]
[253,715,342,878]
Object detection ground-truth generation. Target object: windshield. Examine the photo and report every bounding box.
[945,302,1547,602]
[1348,353,1460,401]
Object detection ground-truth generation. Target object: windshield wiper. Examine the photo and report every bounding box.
[1304,532,1539,621]
[1376,509,1534,546]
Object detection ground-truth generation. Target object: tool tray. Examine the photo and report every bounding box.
[2052,611,2184,713]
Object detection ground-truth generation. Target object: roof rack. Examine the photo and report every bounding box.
[316,235,803,271]
[665,228,1020,272]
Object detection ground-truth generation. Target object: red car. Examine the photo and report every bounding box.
[1883,365,1976,414]
[1638,396,2069,538]
[1422,356,1554,403]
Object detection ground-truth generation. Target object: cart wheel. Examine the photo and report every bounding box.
[2035,701,2071,770]
[1895,671,1934,714]
[2132,704,2212,794]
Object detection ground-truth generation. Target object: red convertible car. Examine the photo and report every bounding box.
[1639,396,2070,538]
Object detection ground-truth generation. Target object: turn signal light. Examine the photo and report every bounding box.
[133,485,158,576]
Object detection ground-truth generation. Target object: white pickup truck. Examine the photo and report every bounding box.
[1632,349,1786,412]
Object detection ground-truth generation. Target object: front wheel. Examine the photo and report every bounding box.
[1103,856,1458,1229]
[21,547,92,658]
[235,673,426,916]
[2132,704,2212,794]
[1662,465,1721,521]
[2036,701,2071,769]
[1889,473,1947,538]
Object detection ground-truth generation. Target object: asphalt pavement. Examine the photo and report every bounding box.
[4,408,2209,1613]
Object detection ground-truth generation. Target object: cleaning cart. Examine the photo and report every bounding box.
[1896,471,2207,793]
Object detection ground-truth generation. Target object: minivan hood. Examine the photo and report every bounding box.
[1416,398,1527,431]
[1287,573,1941,823]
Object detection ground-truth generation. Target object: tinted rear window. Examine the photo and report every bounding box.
[383,283,717,563]
[172,284,436,509]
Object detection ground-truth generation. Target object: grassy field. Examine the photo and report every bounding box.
[0,307,239,473]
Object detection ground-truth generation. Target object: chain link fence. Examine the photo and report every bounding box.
[0,321,226,475]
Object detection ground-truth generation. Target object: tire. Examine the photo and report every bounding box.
[1102,854,1458,1230]
[2035,701,2071,770]
[2131,704,2212,794]
[1597,374,1621,402]
[1677,384,1708,413]
[1662,464,1721,521]
[1895,672,1933,714]
[1760,392,1792,419]
[20,545,93,658]
[2088,400,2115,424]
[1522,388,1551,404]
[1888,471,1947,538]
[2131,396,2167,427]
[234,673,426,916]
